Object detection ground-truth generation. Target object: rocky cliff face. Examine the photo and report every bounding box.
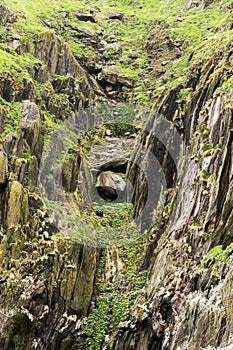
[0,1,232,350]
[0,6,101,348]
[113,40,233,350]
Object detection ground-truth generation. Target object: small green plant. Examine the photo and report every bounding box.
[22,149,31,159]
[201,232,210,242]
[201,169,212,180]
[52,281,57,289]
[201,143,212,152]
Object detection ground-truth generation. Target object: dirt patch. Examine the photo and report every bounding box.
[144,26,184,80]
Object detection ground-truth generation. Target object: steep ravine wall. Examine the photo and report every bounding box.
[0,26,101,349]
[113,43,233,350]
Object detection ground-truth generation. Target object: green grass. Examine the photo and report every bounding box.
[202,243,233,267]
[82,229,150,349]
[0,47,33,79]
[2,0,232,89]
[0,99,22,139]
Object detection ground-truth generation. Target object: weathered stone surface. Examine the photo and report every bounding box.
[62,152,80,192]
[96,172,118,199]
[0,72,15,102]
[76,26,98,38]
[98,66,135,91]
[96,172,126,199]
[114,42,233,350]
[26,62,49,84]
[98,158,129,173]
[76,13,95,22]
[24,31,88,78]
[0,4,16,25]
[0,144,8,184]
[23,31,97,106]
[6,180,24,226]
[69,244,98,315]
[102,41,122,54]
[98,66,121,85]
[19,100,43,157]
[108,12,124,21]
[188,0,213,9]
[188,0,199,8]
[117,75,135,88]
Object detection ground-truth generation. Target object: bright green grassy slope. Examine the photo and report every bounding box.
[2,0,233,83]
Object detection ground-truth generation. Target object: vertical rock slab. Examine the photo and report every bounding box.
[6,181,24,226]
[18,100,43,158]
[70,245,98,316]
[0,144,8,184]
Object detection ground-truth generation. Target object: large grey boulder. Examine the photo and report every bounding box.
[96,172,126,200]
